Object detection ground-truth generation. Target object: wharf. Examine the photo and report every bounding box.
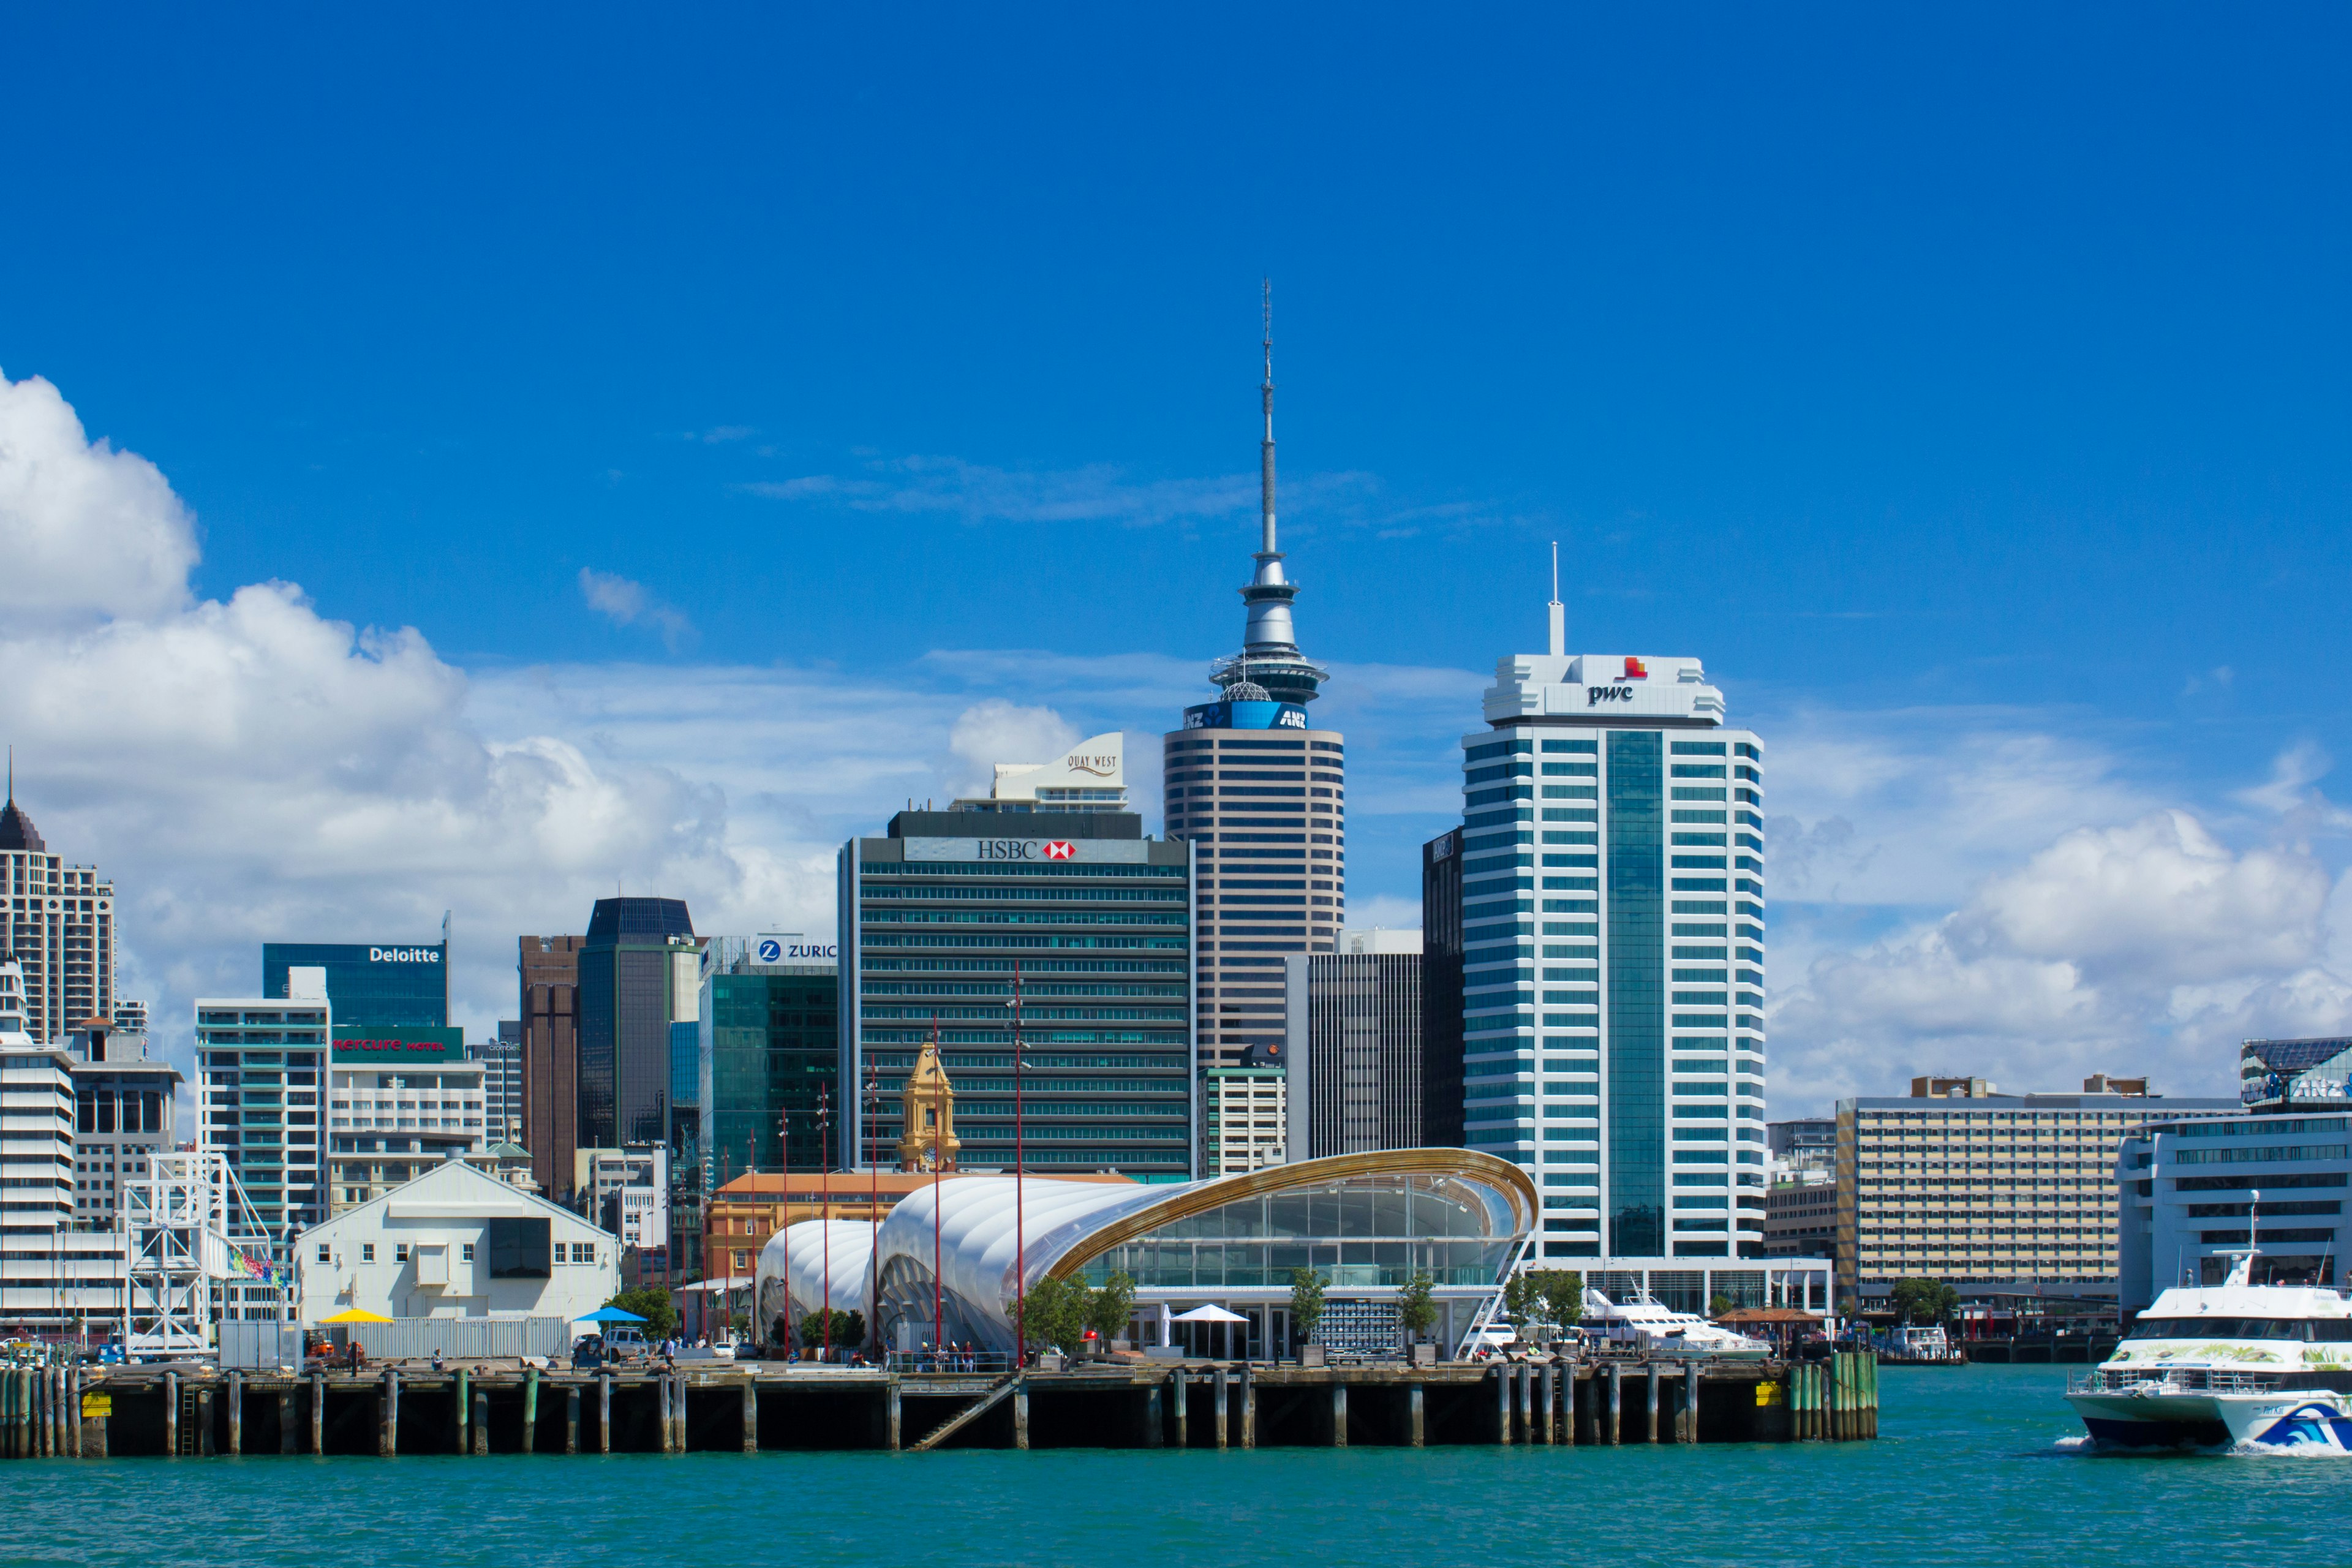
[1960,1336,2117,1365]
[1,1352,1880,1458]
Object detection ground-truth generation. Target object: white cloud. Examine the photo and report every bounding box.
[0,371,198,628]
[944,701,1079,803]
[577,568,696,651]
[1768,808,2352,1112]
[739,452,1379,530]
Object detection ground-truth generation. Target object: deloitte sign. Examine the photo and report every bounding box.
[368,946,443,964]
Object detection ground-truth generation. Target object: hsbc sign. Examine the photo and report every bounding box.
[902,837,1150,864]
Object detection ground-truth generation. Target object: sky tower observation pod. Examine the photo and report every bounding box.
[850,1150,1537,1359]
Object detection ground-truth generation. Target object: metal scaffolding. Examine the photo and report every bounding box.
[122,1150,279,1357]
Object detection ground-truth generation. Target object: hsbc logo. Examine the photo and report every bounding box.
[974,839,1080,861]
[1587,686,1635,706]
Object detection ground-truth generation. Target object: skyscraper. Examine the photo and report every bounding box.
[1163,288,1344,1069]
[519,934,585,1199]
[837,733,1196,1178]
[0,772,118,1046]
[1457,570,1768,1267]
[575,898,701,1152]
[1283,930,1425,1158]
[263,937,448,1028]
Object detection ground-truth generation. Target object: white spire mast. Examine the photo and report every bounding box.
[1548,541,1565,657]
[1260,278,1276,555]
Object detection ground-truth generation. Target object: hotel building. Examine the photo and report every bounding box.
[1161,315,1344,1069]
[1837,1074,2236,1305]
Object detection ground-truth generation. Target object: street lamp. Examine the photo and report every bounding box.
[818,1084,833,1362]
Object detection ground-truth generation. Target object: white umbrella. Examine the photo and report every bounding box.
[1170,1305,1248,1323]
[1170,1303,1250,1360]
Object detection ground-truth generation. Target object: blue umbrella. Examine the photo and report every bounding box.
[576,1306,647,1323]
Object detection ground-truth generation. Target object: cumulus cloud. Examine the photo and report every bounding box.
[1769,809,2352,1111]
[943,700,1080,803]
[0,371,198,628]
[577,568,696,651]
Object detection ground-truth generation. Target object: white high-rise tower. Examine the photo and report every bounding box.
[1456,583,1768,1281]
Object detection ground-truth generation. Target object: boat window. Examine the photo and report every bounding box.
[2124,1317,2192,1338]
[2309,1320,2352,1342]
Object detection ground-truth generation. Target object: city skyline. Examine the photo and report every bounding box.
[3,10,2350,1118]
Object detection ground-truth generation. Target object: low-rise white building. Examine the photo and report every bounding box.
[295,1156,619,1325]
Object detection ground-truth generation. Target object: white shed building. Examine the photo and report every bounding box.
[295,1156,619,1326]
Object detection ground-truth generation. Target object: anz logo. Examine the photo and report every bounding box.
[1586,686,1636,706]
[1276,709,1306,729]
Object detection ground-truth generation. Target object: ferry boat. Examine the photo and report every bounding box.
[2065,1229,2352,1451]
[1582,1289,1773,1360]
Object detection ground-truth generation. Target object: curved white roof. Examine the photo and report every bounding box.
[756,1219,878,1323]
[864,1150,1536,1354]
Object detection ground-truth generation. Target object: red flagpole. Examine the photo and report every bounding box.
[867,1055,881,1360]
[931,1014,943,1362]
[820,1082,833,1362]
[1013,959,1026,1366]
[790,1104,799,1363]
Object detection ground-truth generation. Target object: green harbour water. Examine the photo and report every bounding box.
[9,1365,2346,1567]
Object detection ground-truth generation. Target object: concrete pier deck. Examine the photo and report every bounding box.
[0,1352,1880,1457]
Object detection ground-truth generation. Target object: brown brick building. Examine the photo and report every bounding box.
[519,934,586,1200]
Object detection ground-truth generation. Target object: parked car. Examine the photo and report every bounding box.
[1464,1322,1518,1357]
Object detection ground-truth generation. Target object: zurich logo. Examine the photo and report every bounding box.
[756,938,784,963]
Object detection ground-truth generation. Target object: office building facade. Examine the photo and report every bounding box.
[837,757,1196,1179]
[1284,933,1425,1160]
[1161,319,1344,1071]
[325,1024,486,1212]
[1,959,127,1331]
[1837,1076,2237,1304]
[473,1022,524,1143]
[519,934,585,1200]
[263,938,447,1028]
[194,976,331,1237]
[698,940,841,1185]
[2115,1036,2352,1305]
[1200,1049,1289,1177]
[1453,590,1769,1264]
[1421,827,1466,1147]
[0,783,118,1046]
[576,899,701,1153]
[66,1017,179,1229]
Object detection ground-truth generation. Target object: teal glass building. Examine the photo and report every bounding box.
[837,791,1197,1179]
[1457,616,1770,1280]
[697,949,840,1183]
[263,940,447,1028]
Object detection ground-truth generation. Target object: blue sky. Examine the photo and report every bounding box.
[4,6,2350,1110]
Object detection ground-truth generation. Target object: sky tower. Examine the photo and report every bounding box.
[1164,282,1346,1076]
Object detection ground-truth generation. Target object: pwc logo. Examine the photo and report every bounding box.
[1622,656,1648,680]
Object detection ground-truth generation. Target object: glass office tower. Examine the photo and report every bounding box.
[576,898,701,1150]
[698,941,840,1182]
[1458,628,1767,1267]
[263,940,448,1028]
[837,739,1196,1179]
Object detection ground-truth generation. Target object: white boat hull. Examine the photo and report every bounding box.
[2067,1387,2352,1452]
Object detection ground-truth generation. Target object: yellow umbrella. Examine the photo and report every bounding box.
[318,1308,394,1325]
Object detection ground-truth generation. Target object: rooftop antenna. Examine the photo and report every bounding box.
[1261,278,1276,557]
[1547,541,1565,657]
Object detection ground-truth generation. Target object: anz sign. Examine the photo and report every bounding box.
[1183,700,1311,732]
